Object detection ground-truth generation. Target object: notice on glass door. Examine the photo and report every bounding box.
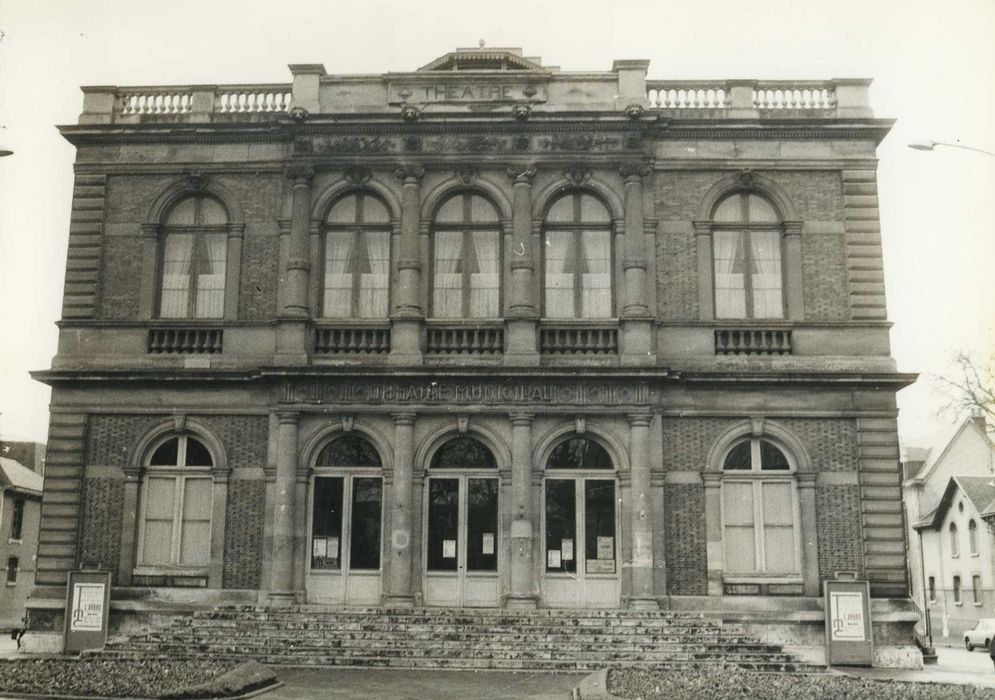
[561,539,574,561]
[597,536,614,560]
[443,539,456,558]
[548,550,562,568]
[482,533,495,555]
[312,538,327,558]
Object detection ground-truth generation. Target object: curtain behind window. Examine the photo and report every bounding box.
[544,230,574,317]
[434,230,463,317]
[580,230,611,318]
[324,232,355,317]
[160,234,194,318]
[358,231,390,317]
[195,233,227,318]
[750,230,783,318]
[714,230,746,318]
[469,230,499,317]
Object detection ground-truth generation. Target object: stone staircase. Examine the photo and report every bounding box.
[98,606,821,673]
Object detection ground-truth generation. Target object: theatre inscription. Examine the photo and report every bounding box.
[284,380,653,406]
[388,81,546,104]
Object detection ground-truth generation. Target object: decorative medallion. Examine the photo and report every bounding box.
[404,136,422,153]
[289,105,308,122]
[184,171,209,192]
[456,167,478,185]
[512,103,532,121]
[400,104,421,122]
[343,166,372,186]
[563,166,591,185]
[624,103,645,119]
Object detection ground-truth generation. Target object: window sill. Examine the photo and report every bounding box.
[133,566,208,578]
[723,575,802,585]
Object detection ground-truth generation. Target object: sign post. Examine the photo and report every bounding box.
[64,570,111,654]
[824,576,873,666]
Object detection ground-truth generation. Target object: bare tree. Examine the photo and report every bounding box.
[932,352,995,429]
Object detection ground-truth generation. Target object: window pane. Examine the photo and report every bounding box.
[160,233,194,318]
[468,230,500,317]
[431,437,496,470]
[427,479,459,571]
[361,196,390,224]
[762,482,794,525]
[714,230,746,318]
[199,198,228,225]
[585,480,615,574]
[327,196,358,224]
[349,478,382,570]
[749,230,783,318]
[180,478,212,566]
[546,196,574,223]
[580,230,611,318]
[723,442,751,470]
[725,526,756,573]
[436,196,464,223]
[713,195,744,223]
[723,482,754,526]
[165,198,197,226]
[763,526,795,573]
[194,233,226,318]
[143,477,176,565]
[544,230,575,317]
[145,477,177,519]
[324,231,354,317]
[579,195,610,223]
[358,231,390,317]
[433,230,464,317]
[760,441,790,471]
[470,195,499,223]
[747,195,778,223]
[317,436,382,468]
[184,438,213,467]
[150,438,180,466]
[974,575,981,604]
[970,520,979,555]
[466,478,498,571]
[312,477,343,569]
[545,479,576,573]
[546,438,613,470]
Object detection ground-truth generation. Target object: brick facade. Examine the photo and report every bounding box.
[79,477,125,573]
[223,480,266,589]
[663,483,707,595]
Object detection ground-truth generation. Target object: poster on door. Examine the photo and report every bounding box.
[443,540,456,558]
[482,533,495,555]
[64,570,111,653]
[597,536,614,559]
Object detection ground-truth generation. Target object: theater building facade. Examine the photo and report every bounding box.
[29,48,917,663]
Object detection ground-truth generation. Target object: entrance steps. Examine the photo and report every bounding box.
[98,606,822,672]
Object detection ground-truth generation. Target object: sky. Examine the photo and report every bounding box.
[0,0,992,447]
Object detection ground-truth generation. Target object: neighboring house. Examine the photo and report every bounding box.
[0,457,43,631]
[903,413,995,640]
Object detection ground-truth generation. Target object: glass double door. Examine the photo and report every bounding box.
[423,476,500,607]
[543,477,620,607]
[307,474,383,604]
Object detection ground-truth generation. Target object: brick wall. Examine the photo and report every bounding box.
[79,477,125,574]
[655,228,699,321]
[98,236,144,320]
[801,233,849,321]
[86,415,162,466]
[223,480,266,589]
[781,418,858,471]
[238,233,279,320]
[206,416,269,467]
[663,483,707,595]
[817,484,865,578]
[660,417,736,471]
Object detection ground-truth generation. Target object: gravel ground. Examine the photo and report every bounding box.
[607,668,995,700]
[0,657,256,698]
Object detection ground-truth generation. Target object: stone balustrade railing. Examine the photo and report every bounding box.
[646,79,869,116]
[83,84,293,124]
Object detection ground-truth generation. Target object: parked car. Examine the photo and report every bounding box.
[965,619,995,651]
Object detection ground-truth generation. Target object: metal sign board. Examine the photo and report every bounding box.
[824,578,873,666]
[64,570,111,654]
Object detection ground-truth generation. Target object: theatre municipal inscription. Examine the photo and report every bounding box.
[388,81,547,104]
[283,380,654,406]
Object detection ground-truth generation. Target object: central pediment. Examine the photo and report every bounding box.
[418,47,547,72]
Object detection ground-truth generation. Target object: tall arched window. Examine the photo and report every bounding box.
[711,192,784,319]
[431,193,501,318]
[951,522,960,557]
[311,435,383,571]
[322,193,391,318]
[158,196,229,318]
[721,437,799,576]
[969,519,979,556]
[543,192,613,319]
[137,435,214,569]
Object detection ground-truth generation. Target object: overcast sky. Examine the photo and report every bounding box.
[0,0,992,448]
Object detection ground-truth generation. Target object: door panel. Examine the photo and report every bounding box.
[427,478,460,572]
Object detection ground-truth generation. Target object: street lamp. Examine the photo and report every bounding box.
[908,140,995,158]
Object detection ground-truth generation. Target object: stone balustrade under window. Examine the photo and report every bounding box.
[540,325,618,356]
[714,328,793,356]
[148,328,224,354]
[426,325,504,356]
[314,326,391,355]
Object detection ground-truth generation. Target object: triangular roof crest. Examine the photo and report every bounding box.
[418,47,546,72]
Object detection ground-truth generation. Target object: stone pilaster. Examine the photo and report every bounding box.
[505,166,539,366]
[797,472,820,596]
[507,412,538,607]
[275,164,314,365]
[390,167,425,365]
[619,162,654,365]
[628,413,657,608]
[385,413,416,606]
[703,472,724,595]
[783,221,804,320]
[268,410,302,605]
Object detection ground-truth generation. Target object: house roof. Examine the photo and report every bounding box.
[903,416,994,485]
[917,475,995,530]
[418,47,547,72]
[0,457,43,497]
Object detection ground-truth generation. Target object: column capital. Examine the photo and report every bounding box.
[702,471,722,485]
[286,257,310,272]
[276,410,300,426]
[692,220,712,236]
[627,412,653,428]
[797,472,818,487]
[396,257,422,271]
[392,412,417,426]
[507,165,537,185]
[782,220,803,236]
[619,161,653,181]
[622,257,648,271]
[394,166,425,183]
[509,412,536,426]
[285,163,315,186]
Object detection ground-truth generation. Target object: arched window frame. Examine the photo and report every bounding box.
[951,522,960,558]
[969,519,979,556]
[320,192,393,319]
[134,434,215,575]
[429,191,503,319]
[718,436,802,579]
[709,191,786,320]
[541,191,615,320]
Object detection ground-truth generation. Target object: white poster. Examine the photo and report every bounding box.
[70,582,105,632]
[830,591,866,641]
[561,539,574,561]
[443,539,456,558]
[597,536,614,560]
[482,533,495,555]
[548,549,562,568]
[328,537,339,558]
[312,538,327,558]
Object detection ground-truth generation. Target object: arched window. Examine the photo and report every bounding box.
[721,437,798,576]
[951,522,960,557]
[546,437,613,470]
[322,193,391,318]
[431,193,501,318]
[311,435,383,572]
[543,192,613,319]
[430,436,497,470]
[158,196,229,319]
[137,435,214,569]
[711,192,784,319]
[969,519,979,556]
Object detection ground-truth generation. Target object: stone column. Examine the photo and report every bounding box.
[797,473,819,596]
[507,412,538,607]
[619,163,654,365]
[390,167,425,365]
[628,413,657,608]
[783,221,804,320]
[693,222,715,320]
[386,413,416,605]
[505,167,539,365]
[703,472,724,595]
[268,410,302,604]
[275,164,314,364]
